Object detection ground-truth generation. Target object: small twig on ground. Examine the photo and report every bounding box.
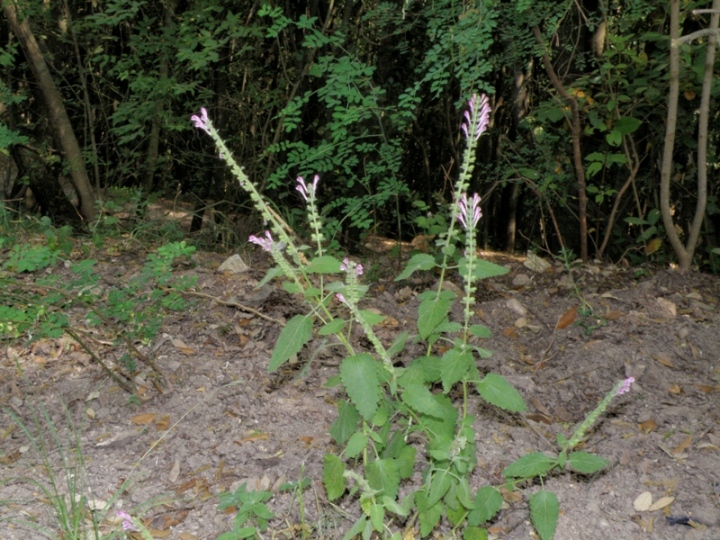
[172,288,286,325]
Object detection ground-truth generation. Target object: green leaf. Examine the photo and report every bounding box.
[468,324,492,338]
[305,255,342,273]
[545,107,566,122]
[518,167,540,180]
[367,458,400,499]
[283,281,302,294]
[624,216,648,225]
[468,486,503,526]
[341,516,367,540]
[401,383,447,418]
[395,445,416,479]
[529,490,559,540]
[418,296,452,340]
[319,318,346,335]
[460,258,510,280]
[647,208,661,226]
[503,452,556,479]
[340,353,380,421]
[614,116,642,135]
[369,503,384,532]
[396,253,436,281]
[269,314,313,372]
[417,492,443,537]
[440,349,473,392]
[426,469,452,507]
[605,129,622,146]
[381,495,409,517]
[387,331,408,358]
[323,454,346,500]
[477,373,527,412]
[359,309,386,326]
[463,527,489,540]
[257,266,284,288]
[329,400,360,444]
[637,225,657,242]
[345,432,368,459]
[399,356,442,386]
[586,162,603,178]
[568,451,608,474]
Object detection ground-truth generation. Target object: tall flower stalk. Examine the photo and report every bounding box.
[436,93,490,257]
[457,192,482,346]
[191,108,304,268]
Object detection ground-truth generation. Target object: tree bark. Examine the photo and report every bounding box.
[661,0,717,271]
[2,0,96,223]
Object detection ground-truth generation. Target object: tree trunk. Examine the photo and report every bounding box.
[11,145,83,229]
[2,0,96,223]
[661,0,718,271]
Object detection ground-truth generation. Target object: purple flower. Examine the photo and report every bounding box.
[191,107,211,135]
[117,511,138,532]
[457,192,482,230]
[461,94,490,141]
[617,377,635,395]
[248,230,274,252]
[340,257,363,277]
[296,175,320,202]
[336,293,348,305]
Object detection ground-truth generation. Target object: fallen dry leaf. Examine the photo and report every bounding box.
[502,327,519,338]
[652,352,674,368]
[695,384,714,394]
[131,413,157,425]
[672,435,692,455]
[235,432,270,444]
[500,485,522,503]
[645,237,662,255]
[556,306,577,329]
[155,414,171,431]
[633,491,653,511]
[525,413,553,424]
[169,458,181,483]
[604,310,624,320]
[638,419,658,433]
[648,496,675,511]
[668,383,682,395]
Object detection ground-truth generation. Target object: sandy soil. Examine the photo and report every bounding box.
[1,245,719,540]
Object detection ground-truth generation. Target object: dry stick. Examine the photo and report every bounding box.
[170,288,286,326]
[64,328,135,393]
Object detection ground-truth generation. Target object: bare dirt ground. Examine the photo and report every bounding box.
[1,240,719,540]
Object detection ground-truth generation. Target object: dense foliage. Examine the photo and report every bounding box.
[2,0,720,265]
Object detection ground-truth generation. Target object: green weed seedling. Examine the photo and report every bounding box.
[0,230,196,392]
[217,483,275,540]
[192,94,635,539]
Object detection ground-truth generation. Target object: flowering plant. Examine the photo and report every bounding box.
[192,96,629,540]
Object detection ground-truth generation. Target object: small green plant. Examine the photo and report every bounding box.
[192,94,634,539]
[216,483,275,540]
[0,237,197,392]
